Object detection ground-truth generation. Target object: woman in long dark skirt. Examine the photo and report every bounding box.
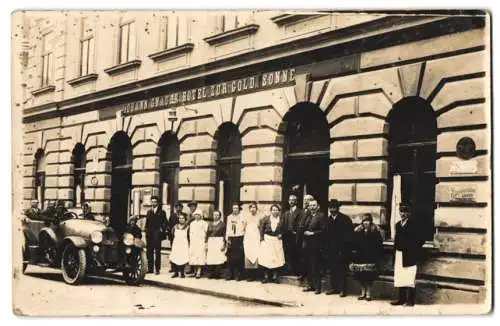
[225,202,246,281]
[351,213,384,301]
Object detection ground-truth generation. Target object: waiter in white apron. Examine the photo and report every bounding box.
[391,203,424,307]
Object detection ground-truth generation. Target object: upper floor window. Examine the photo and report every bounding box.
[118,21,136,64]
[80,18,95,76]
[164,16,179,49]
[40,32,53,87]
[216,13,240,33]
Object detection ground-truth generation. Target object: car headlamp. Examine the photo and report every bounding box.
[123,233,134,246]
[91,231,103,244]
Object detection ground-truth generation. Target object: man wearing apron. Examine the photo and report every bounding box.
[391,203,425,306]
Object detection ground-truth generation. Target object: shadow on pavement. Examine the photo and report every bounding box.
[23,271,129,286]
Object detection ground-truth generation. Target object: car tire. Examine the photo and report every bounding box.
[61,245,87,285]
[123,249,147,286]
[22,246,28,274]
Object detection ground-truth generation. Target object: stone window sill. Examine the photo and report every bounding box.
[67,73,98,87]
[104,60,142,76]
[203,24,259,46]
[31,85,55,96]
[148,43,194,62]
[271,13,327,26]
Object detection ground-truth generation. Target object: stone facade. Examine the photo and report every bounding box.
[14,11,491,304]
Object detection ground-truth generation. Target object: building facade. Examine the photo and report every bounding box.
[14,11,491,304]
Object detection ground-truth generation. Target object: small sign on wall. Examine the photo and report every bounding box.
[450,160,478,175]
[449,186,477,203]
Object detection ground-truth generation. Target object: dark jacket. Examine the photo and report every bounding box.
[168,212,181,233]
[125,224,143,239]
[323,212,354,263]
[282,206,303,233]
[145,207,168,240]
[259,215,285,241]
[205,220,226,242]
[301,211,327,251]
[353,225,383,264]
[394,219,425,267]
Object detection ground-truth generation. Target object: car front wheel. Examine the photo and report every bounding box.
[61,245,87,285]
[123,249,147,286]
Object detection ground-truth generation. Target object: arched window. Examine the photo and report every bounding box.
[72,143,86,207]
[158,133,180,217]
[34,149,46,209]
[282,102,330,214]
[215,123,242,217]
[387,97,437,240]
[108,131,133,236]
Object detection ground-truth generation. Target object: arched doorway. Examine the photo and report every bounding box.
[108,132,132,236]
[282,102,330,214]
[387,97,437,240]
[72,143,86,208]
[34,149,46,209]
[214,123,242,217]
[158,133,180,217]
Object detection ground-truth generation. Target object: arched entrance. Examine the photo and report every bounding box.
[72,143,86,208]
[387,97,437,240]
[158,132,180,217]
[214,123,242,217]
[282,102,330,214]
[108,132,132,236]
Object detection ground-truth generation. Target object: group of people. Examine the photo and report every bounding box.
[143,193,424,306]
[24,199,96,222]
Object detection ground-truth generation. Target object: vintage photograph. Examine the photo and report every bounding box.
[11,9,492,316]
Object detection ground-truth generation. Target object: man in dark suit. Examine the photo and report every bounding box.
[24,200,41,219]
[391,203,425,307]
[82,202,96,221]
[282,194,303,275]
[323,199,354,296]
[301,199,328,294]
[296,194,314,281]
[145,196,168,274]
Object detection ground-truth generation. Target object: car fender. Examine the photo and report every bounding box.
[61,236,89,249]
[39,227,58,245]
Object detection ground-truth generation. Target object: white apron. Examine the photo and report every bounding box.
[189,220,208,265]
[394,250,417,287]
[243,214,261,266]
[170,227,189,266]
[258,234,285,269]
[206,237,226,265]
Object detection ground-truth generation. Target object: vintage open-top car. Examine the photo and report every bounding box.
[22,208,147,285]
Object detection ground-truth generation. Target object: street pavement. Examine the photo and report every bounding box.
[12,265,270,316]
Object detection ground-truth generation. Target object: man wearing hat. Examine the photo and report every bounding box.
[24,199,41,219]
[145,196,168,274]
[82,202,95,221]
[323,199,354,296]
[391,203,424,306]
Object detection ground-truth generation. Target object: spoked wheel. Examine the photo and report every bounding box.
[123,249,147,286]
[61,245,87,285]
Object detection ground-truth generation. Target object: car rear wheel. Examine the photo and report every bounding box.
[123,249,147,286]
[61,245,87,285]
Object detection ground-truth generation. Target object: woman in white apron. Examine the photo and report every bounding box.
[391,204,424,307]
[205,210,226,279]
[258,204,285,283]
[243,202,263,281]
[170,213,189,278]
[189,209,208,278]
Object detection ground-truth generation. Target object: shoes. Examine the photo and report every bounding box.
[148,269,154,274]
[315,289,322,295]
[365,297,372,301]
[325,290,339,295]
[180,273,185,278]
[172,272,179,278]
[262,278,269,284]
[358,296,366,300]
[390,287,407,306]
[272,278,280,284]
[303,287,315,292]
[339,292,347,298]
[154,271,160,275]
[298,275,306,282]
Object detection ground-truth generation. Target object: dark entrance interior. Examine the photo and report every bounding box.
[109,132,132,236]
[158,133,180,217]
[72,143,86,208]
[34,149,46,209]
[282,102,330,215]
[387,97,437,240]
[215,123,242,218]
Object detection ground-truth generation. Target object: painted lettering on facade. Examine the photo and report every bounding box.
[119,68,296,116]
